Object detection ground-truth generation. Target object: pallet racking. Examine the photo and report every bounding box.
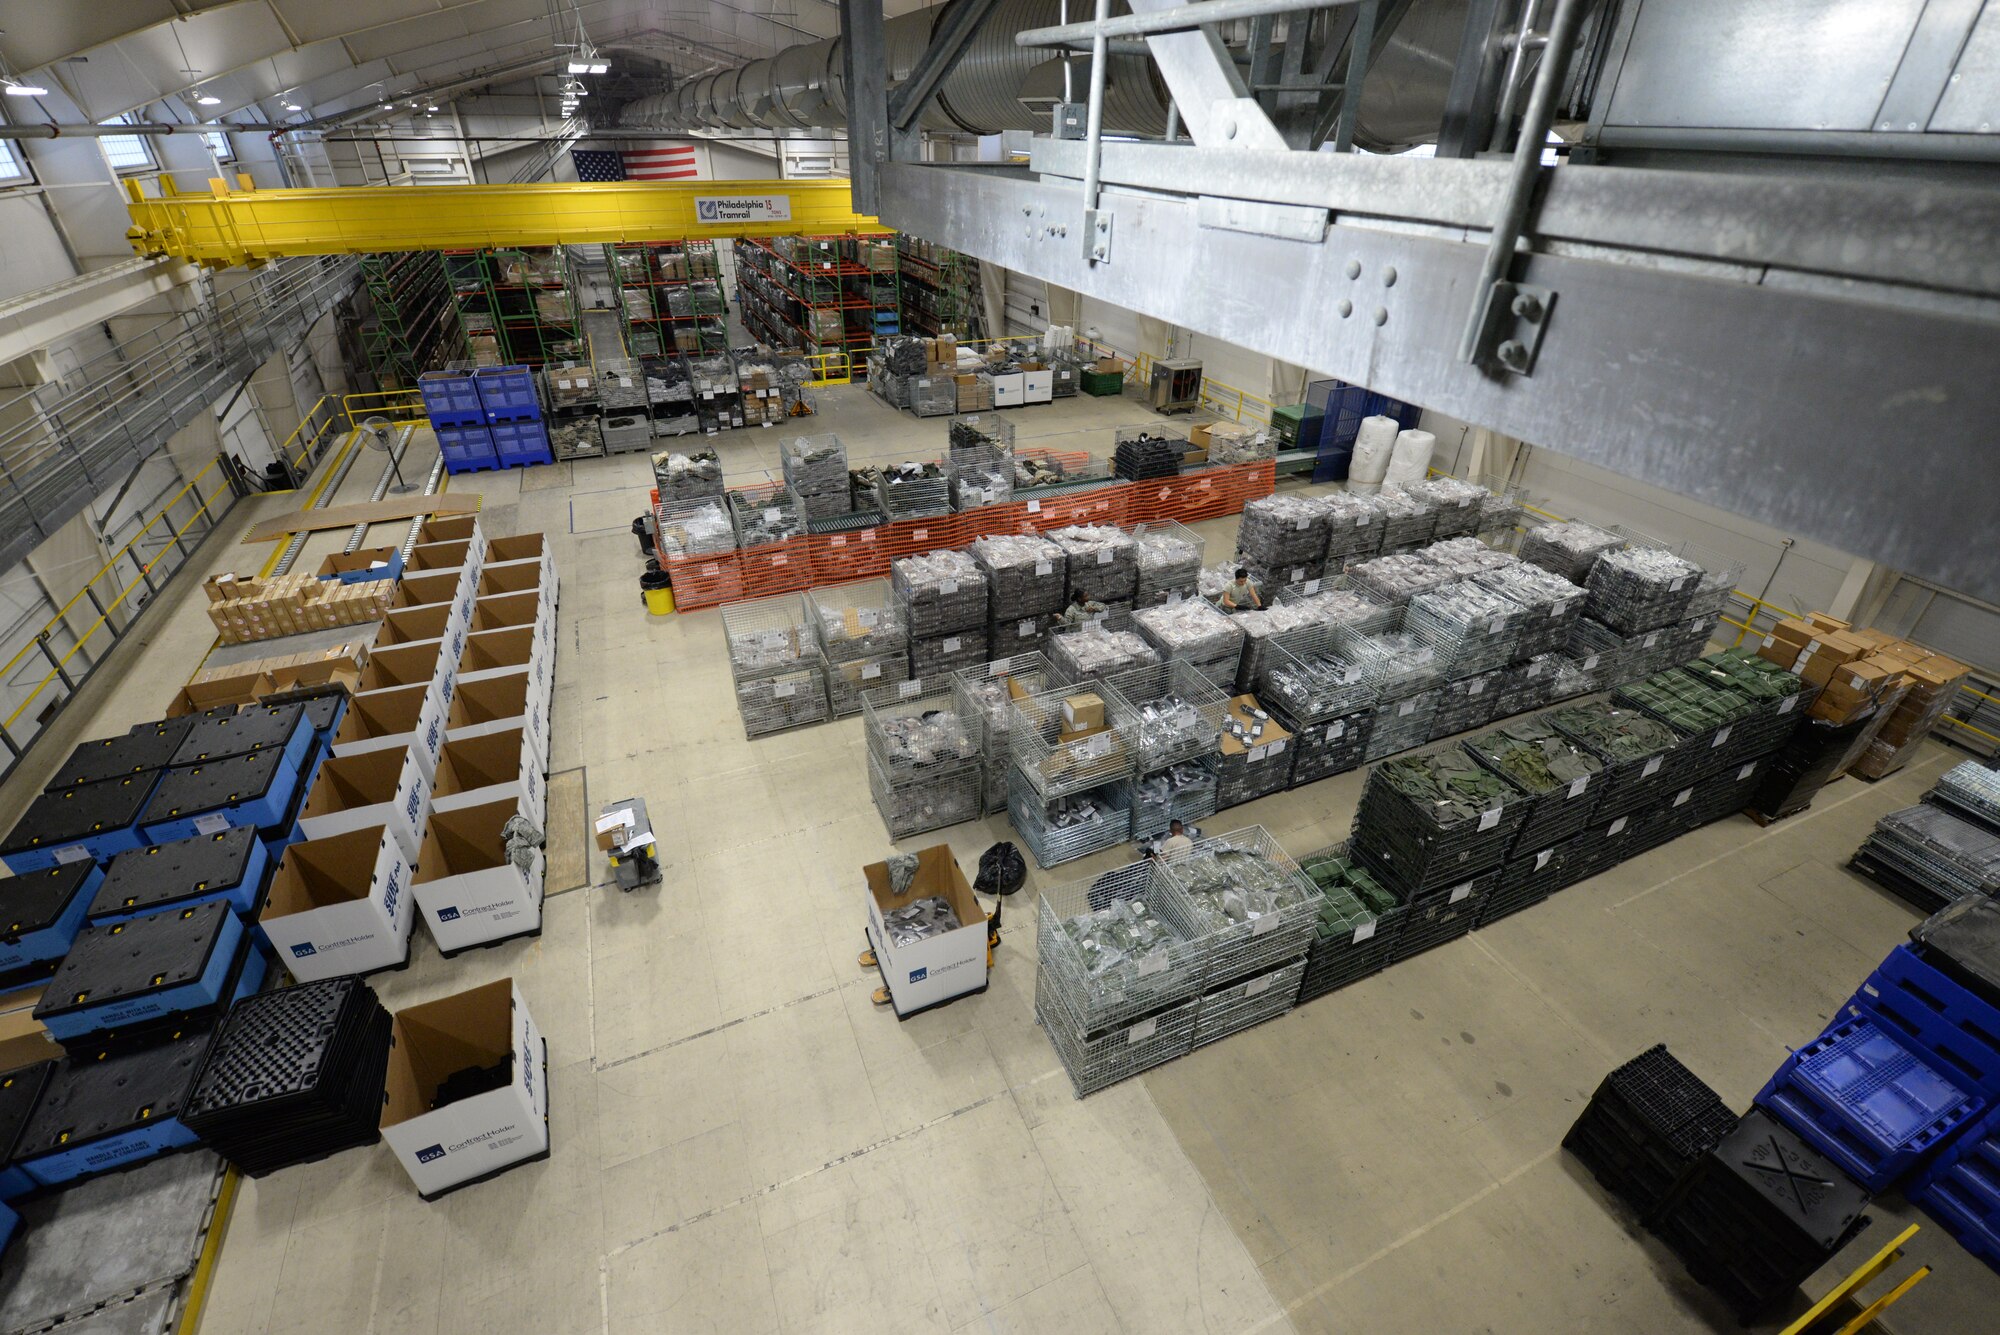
[605,240,729,356]
[896,236,984,341]
[443,247,584,369]
[732,234,898,364]
[358,251,460,389]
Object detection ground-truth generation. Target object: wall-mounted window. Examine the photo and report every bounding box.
[203,129,234,162]
[0,140,31,186]
[99,114,157,173]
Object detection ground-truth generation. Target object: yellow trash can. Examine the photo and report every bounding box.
[641,571,674,616]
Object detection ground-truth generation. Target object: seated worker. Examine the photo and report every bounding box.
[1159,818,1195,857]
[1220,567,1263,610]
[1055,588,1109,629]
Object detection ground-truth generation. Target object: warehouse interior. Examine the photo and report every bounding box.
[0,2,1996,1334]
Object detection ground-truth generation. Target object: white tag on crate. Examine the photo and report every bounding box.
[1554,599,1574,618]
[1737,762,1757,781]
[1535,849,1553,870]
[1478,808,1502,831]
[1327,720,1345,739]
[1670,575,1690,591]
[1398,699,1417,717]
[898,680,922,699]
[1582,654,1601,670]
[1018,621,1035,637]
[987,657,1013,677]
[1778,695,1797,714]
[831,535,847,548]
[1609,816,1629,835]
[1248,744,1267,763]
[1490,616,1508,634]
[1098,550,1114,565]
[1304,579,1322,595]
[763,507,780,523]
[1568,776,1589,798]
[1449,882,1473,903]
[943,637,961,652]
[1673,788,1692,807]
[913,528,929,542]
[1027,499,1041,513]
[862,664,882,679]
[1291,568,1306,583]
[1269,738,1287,755]
[1469,679,1487,696]
[1245,973,1275,996]
[53,843,92,865]
[1643,633,1661,648]
[1250,913,1281,936]
[1357,514,1369,528]
[1126,1018,1157,1045]
[1642,756,1663,777]
[1526,662,1545,679]
[194,813,231,836]
[1136,952,1167,977]
[1712,725,1732,748]
[773,682,796,699]
[1035,561,1053,577]
[1295,518,1310,531]
[858,608,879,627]
[1352,919,1376,943]
[941,580,958,595]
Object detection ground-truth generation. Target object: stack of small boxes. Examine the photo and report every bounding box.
[204,569,397,644]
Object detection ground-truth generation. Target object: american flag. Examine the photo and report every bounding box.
[571,145,701,182]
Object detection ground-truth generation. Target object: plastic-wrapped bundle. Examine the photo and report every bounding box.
[1426,537,1516,580]
[1296,844,1403,998]
[1384,429,1436,489]
[1132,599,1246,686]
[730,488,806,548]
[1204,424,1275,465]
[1405,580,1527,678]
[1346,551,1452,606]
[891,549,988,637]
[1130,761,1219,841]
[655,497,736,557]
[1048,525,1140,602]
[1475,562,1587,658]
[1230,599,1331,690]
[1348,416,1400,494]
[910,626,990,679]
[652,447,724,501]
[1155,828,1321,983]
[1262,643,1371,723]
[1428,669,1503,739]
[1374,487,1439,549]
[1060,896,1185,985]
[970,532,1067,619]
[1320,491,1387,561]
[1049,622,1160,683]
[1276,585,1397,637]
[1584,546,1703,634]
[1133,523,1205,605]
[1406,477,1489,539]
[1520,521,1622,583]
[1235,495,1330,571]
[780,434,850,517]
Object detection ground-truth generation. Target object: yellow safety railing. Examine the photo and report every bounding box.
[271,395,349,484]
[341,388,428,427]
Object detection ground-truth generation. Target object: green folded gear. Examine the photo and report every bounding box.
[1683,647,1804,703]
[1299,849,1397,935]
[1617,668,1761,732]
[1464,719,1603,795]
[1549,703,1680,761]
[1376,747,1520,822]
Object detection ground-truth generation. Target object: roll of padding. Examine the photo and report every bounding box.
[1384,429,1436,488]
[1349,415,1400,489]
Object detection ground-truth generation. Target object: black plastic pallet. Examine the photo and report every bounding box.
[90,826,263,922]
[14,1026,213,1162]
[1392,873,1497,962]
[2,860,100,938]
[1658,1107,1871,1256]
[1906,894,2000,1011]
[0,1058,55,1164]
[171,701,305,765]
[140,747,294,827]
[46,718,196,791]
[1,773,160,858]
[36,900,238,1027]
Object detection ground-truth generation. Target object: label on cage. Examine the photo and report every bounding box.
[1478,808,1502,831]
[1295,518,1310,531]
[1568,776,1589,798]
[1098,550,1114,565]
[1076,735,1113,760]
[1035,561,1053,576]
[1027,500,1041,513]
[1642,633,1660,648]
[1608,816,1628,835]
[1168,591,1184,604]
[1398,699,1417,717]
[1018,621,1036,637]
[762,507,780,523]
[941,580,958,595]
[862,664,882,679]
[943,637,961,652]
[1535,849,1553,870]
[703,390,714,399]
[1737,763,1756,780]
[831,535,847,547]
[1489,616,1507,634]
[1136,952,1167,977]
[1303,579,1321,594]
[1673,788,1692,807]
[1712,725,1731,748]
[1356,514,1369,528]
[1245,973,1275,996]
[1582,654,1601,670]
[1250,912,1281,936]
[1641,756,1663,777]
[1352,919,1376,943]
[858,609,879,626]
[1526,662,1545,679]
[1553,600,1574,617]
[1268,738,1286,755]
[771,554,789,566]
[913,528,929,542]
[1449,882,1473,904]
[194,813,230,836]
[1248,744,1268,763]
[986,657,1013,678]
[1778,695,1796,714]
[1469,680,1487,696]
[1126,1018,1158,1045]
[1290,569,1306,583]
[1328,721,1345,738]
[773,682,796,699]
[1670,575,1690,591]
[898,681,922,699]
[53,842,92,865]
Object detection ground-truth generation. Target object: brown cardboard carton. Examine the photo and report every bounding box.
[1769,618,1818,648]
[1189,424,1213,449]
[1842,660,1896,697]
[1219,695,1293,755]
[1061,692,1105,731]
[1755,635,1802,670]
[1806,612,1851,633]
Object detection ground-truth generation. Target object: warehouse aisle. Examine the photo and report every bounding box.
[9,386,1992,1334]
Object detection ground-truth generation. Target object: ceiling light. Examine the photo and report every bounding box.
[283,102,300,111]
[382,103,393,110]
[588,62,609,74]
[426,105,439,112]
[4,81,47,97]
[197,94,221,106]
[567,60,593,75]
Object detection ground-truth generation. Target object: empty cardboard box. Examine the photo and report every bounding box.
[393,568,475,618]
[407,539,476,576]
[300,746,432,863]
[358,641,455,713]
[418,514,482,548]
[458,626,550,695]
[430,729,544,826]
[411,799,544,954]
[468,592,554,654]
[332,683,447,779]
[446,674,548,765]
[258,823,414,982]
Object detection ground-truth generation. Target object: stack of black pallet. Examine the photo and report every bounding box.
[181,976,394,1177]
[1112,431,1182,481]
[1653,1109,1872,1319]
[1565,1045,1738,1217]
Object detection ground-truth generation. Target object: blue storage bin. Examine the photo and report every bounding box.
[419,372,484,428]
[474,366,541,421]
[1305,380,1420,483]
[1854,945,2000,1098]
[492,419,554,469]
[1913,1101,2000,1273]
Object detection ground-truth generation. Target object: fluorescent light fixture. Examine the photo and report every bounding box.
[4,80,48,97]
[197,94,221,105]
[426,105,439,112]
[283,102,301,111]
[567,60,592,74]
[587,61,608,74]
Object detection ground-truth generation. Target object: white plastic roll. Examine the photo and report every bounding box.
[1383,428,1436,488]
[1348,414,1400,488]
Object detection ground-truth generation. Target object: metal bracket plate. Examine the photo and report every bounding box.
[1195,195,1328,243]
[1470,281,1555,376]
[1085,209,1113,263]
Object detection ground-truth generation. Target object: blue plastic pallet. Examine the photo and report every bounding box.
[474,366,540,421]
[36,907,262,1042]
[491,420,552,469]
[1912,1096,2000,1274]
[88,826,270,926]
[418,372,485,428]
[1849,945,2000,1100]
[0,1200,16,1255]
[0,772,159,873]
[446,455,505,476]
[1756,1015,1983,1192]
[13,1028,211,1188]
[137,722,313,845]
[0,861,103,970]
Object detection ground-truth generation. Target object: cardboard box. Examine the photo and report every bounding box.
[594,812,631,852]
[862,845,987,1016]
[318,547,402,585]
[300,745,432,863]
[395,568,475,616]
[469,591,554,655]
[476,561,548,602]
[1188,424,1213,449]
[1219,695,1294,757]
[258,823,414,982]
[410,799,544,954]
[1754,636,1802,671]
[1806,612,1851,633]
[431,728,545,826]
[446,673,548,765]
[359,640,455,711]
[380,978,548,1199]
[1841,660,1897,697]
[485,533,550,571]
[419,514,482,548]
[333,682,448,778]
[1809,689,1874,726]
[1061,692,1105,731]
[168,673,276,718]
[459,626,550,696]
[407,539,474,574]
[1769,618,1818,649]
[0,990,63,1069]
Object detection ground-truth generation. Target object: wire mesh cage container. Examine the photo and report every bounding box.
[1341,632,1442,701]
[1474,477,1528,537]
[721,593,814,684]
[1111,424,1188,481]
[597,356,648,411]
[953,652,1064,813]
[1013,446,1106,494]
[1237,560,1327,605]
[1487,661,1546,720]
[1192,954,1308,1048]
[863,677,983,780]
[1668,613,1723,666]
[1405,476,1490,540]
[1428,668,1505,740]
[1260,626,1374,724]
[1008,686,1135,801]
[1373,486,1441,550]
[969,532,1068,620]
[1047,621,1161,686]
[823,649,911,718]
[654,444,724,500]
[1546,701,1687,822]
[1422,538,1513,585]
[729,482,808,549]
[991,611,1056,656]
[1104,660,1229,773]
[1391,868,1499,963]
[736,663,830,737]
[654,495,738,558]
[891,548,988,638]
[1403,580,1526,678]
[1009,771,1133,867]
[1153,826,1322,986]
[948,411,1016,454]
[1036,858,1204,1036]
[1584,539,1704,635]
[1474,562,1587,658]
[1126,756,1219,842]
[1613,668,1768,778]
[870,461,953,521]
[1036,964,1199,1098]
[947,413,1015,508]
[1132,521,1206,606]
[780,433,853,519]
[1477,843,1573,927]
[1320,491,1388,562]
[1680,550,1746,621]
[1282,707,1373,786]
[1520,519,1624,584]
[867,752,983,840]
[1351,743,1536,899]
[550,415,604,461]
[1214,722,1298,810]
[1296,843,1406,1002]
[1464,717,1607,851]
[1131,598,1246,688]
[1567,617,1638,684]
[909,626,991,680]
[809,578,908,664]
[1345,550,1451,607]
[909,374,957,418]
[1537,652,1606,704]
[1235,494,1331,574]
[1046,524,1140,603]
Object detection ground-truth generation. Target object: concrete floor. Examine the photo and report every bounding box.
[3,385,1995,1335]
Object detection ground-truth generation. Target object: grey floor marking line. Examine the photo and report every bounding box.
[592,983,846,1071]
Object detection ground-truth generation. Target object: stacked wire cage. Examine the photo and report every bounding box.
[1464,718,1607,851]
[779,433,853,520]
[946,414,1016,509]
[1343,632,1446,761]
[1425,536,1517,582]
[969,530,1068,651]
[1584,542,1704,635]
[952,651,1064,814]
[1547,701,1687,824]
[1475,562,1588,658]
[1154,827,1322,1046]
[1405,580,1527,678]
[1296,843,1406,1001]
[1132,521,1206,606]
[1476,482,1528,538]
[1479,842,1574,926]
[1374,487,1440,550]
[1520,519,1624,584]
[1683,553,1747,620]
[1321,491,1387,563]
[722,593,830,737]
[1035,859,1204,1097]
[1131,597,1246,688]
[1345,551,1453,608]
[810,577,911,716]
[1007,687,1135,867]
[1350,743,1536,902]
[654,494,737,561]
[1429,667,1506,740]
[1111,424,1187,481]
[1394,867,1502,961]
[729,481,808,549]
[1105,661,1228,841]
[1259,624,1375,785]
[892,548,990,679]
[863,679,984,839]
[1047,619,1160,686]
[871,461,953,521]
[1234,494,1330,589]
[1568,617,1641,685]
[1406,476,1490,540]
[652,445,724,499]
[1048,524,1140,603]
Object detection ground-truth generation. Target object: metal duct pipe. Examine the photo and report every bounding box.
[0,123,204,139]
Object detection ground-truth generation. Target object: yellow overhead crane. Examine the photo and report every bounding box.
[123,175,881,267]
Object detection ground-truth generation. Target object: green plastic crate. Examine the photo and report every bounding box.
[1080,368,1125,396]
